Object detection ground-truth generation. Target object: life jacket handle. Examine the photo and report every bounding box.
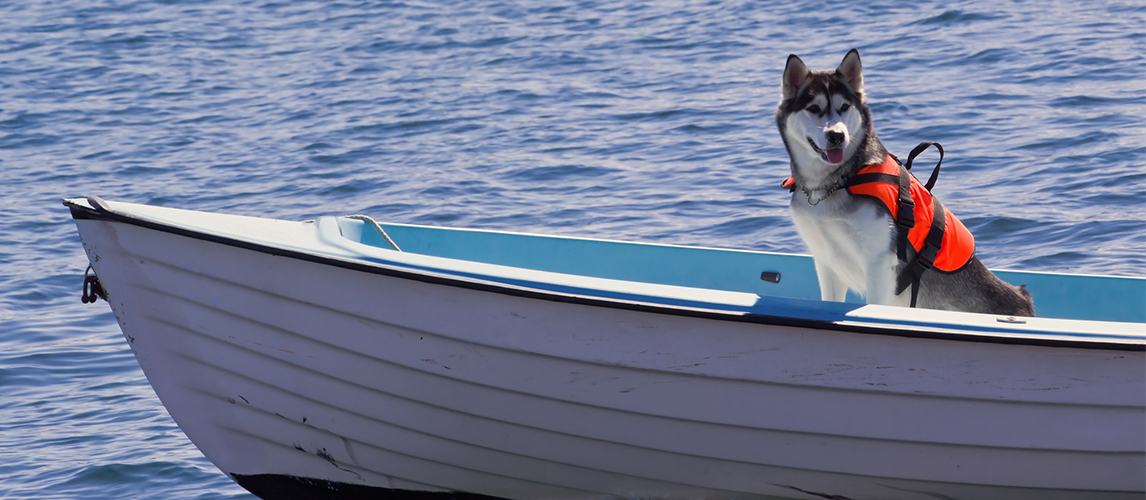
[903,142,944,191]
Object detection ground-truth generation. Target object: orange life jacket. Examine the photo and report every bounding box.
[845,154,975,273]
[782,144,975,306]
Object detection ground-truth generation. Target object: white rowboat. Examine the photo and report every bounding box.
[65,196,1145,500]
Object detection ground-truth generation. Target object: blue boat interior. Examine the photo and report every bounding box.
[334,218,1145,324]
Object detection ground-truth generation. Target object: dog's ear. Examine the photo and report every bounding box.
[782,54,809,100]
[836,48,864,96]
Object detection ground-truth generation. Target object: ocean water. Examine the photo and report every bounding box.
[1,0,1142,498]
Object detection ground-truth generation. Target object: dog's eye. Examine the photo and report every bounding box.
[806,105,822,114]
[839,103,851,113]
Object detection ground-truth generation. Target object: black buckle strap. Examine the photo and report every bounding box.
[894,163,915,261]
[904,142,944,191]
[896,194,948,307]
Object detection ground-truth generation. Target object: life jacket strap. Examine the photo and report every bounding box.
[896,194,948,307]
[894,161,915,262]
[904,141,945,191]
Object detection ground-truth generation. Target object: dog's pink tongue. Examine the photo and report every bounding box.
[826,148,844,164]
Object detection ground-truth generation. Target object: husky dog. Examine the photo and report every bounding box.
[776,49,1034,316]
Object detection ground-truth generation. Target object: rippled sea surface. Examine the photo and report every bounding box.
[1,0,1143,497]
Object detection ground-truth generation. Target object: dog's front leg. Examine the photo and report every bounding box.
[864,252,908,307]
[814,260,848,302]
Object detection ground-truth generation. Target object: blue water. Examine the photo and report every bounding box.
[1,0,1142,497]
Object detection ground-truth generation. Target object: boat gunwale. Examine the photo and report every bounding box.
[65,197,1145,352]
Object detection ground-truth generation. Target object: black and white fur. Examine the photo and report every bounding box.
[776,49,1034,316]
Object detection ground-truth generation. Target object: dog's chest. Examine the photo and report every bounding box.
[790,193,894,267]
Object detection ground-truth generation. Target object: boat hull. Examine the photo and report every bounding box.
[70,202,1145,500]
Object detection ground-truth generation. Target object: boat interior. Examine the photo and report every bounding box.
[332,216,1146,324]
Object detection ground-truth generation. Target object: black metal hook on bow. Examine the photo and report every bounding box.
[82,264,107,303]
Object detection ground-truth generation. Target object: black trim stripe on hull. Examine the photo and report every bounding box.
[64,196,1144,351]
[232,473,508,500]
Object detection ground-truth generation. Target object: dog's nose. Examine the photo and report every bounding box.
[826,130,845,147]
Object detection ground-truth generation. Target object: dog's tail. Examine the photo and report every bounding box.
[1013,284,1035,317]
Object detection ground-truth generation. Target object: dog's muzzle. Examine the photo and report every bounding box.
[806,136,844,164]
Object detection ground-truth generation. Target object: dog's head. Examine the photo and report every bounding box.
[777,49,878,184]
